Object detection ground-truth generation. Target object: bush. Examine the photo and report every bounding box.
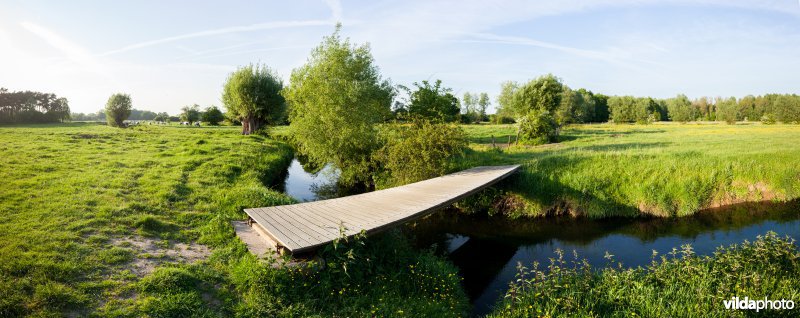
[490,114,516,124]
[374,118,467,187]
[518,110,558,145]
[761,113,777,125]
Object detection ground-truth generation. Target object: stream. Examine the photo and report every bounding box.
[279,157,800,316]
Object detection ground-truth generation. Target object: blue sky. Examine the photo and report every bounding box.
[1,0,799,114]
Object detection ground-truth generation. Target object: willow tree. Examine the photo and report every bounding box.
[222,64,285,135]
[283,25,394,185]
[105,93,132,127]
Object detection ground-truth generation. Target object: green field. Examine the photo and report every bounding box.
[0,123,466,317]
[2,122,799,317]
[460,123,800,218]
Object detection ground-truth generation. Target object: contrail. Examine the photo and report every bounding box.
[100,20,332,57]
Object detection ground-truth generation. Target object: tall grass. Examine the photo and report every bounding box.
[489,232,800,317]
[460,123,800,218]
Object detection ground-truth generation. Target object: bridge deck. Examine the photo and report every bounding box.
[243,165,520,254]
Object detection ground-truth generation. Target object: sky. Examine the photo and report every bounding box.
[1,0,799,114]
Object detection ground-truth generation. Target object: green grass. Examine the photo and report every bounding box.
[460,123,800,218]
[489,232,800,317]
[0,123,467,317]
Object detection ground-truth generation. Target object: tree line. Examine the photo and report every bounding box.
[492,77,800,126]
[605,94,800,124]
[0,88,71,124]
[72,104,226,125]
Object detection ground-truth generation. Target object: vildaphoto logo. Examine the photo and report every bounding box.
[724,297,795,312]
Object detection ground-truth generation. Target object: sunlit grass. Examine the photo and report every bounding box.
[461,122,800,217]
[0,123,467,317]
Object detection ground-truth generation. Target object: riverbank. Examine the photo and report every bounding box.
[0,123,467,317]
[460,123,800,218]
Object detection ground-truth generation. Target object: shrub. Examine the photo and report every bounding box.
[761,113,777,125]
[490,114,516,124]
[518,110,558,145]
[374,118,467,187]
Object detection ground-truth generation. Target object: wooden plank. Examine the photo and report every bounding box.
[258,207,320,247]
[273,205,340,240]
[244,208,300,250]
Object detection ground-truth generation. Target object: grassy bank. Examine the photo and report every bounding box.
[0,123,467,317]
[489,232,800,317]
[461,123,800,218]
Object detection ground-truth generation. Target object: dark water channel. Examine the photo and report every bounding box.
[408,201,800,316]
[279,158,800,316]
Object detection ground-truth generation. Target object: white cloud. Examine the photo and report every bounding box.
[100,20,334,57]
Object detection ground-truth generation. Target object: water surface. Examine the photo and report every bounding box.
[405,201,800,316]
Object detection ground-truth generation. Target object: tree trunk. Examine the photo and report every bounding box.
[251,118,259,133]
[242,117,250,135]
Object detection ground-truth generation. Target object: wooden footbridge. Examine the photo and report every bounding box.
[243,165,520,254]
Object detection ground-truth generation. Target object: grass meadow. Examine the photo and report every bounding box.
[0,123,467,317]
[461,122,800,218]
[1,122,798,317]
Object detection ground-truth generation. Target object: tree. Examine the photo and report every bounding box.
[222,64,285,135]
[556,86,578,125]
[608,96,638,123]
[105,93,132,127]
[738,95,757,121]
[404,80,459,122]
[592,93,609,122]
[609,96,658,124]
[495,81,519,119]
[461,92,477,123]
[477,92,490,122]
[774,95,800,124]
[180,104,201,122]
[507,74,564,143]
[153,112,169,122]
[0,88,70,123]
[202,106,224,125]
[635,97,660,124]
[667,94,694,122]
[512,74,563,115]
[716,97,738,124]
[283,25,394,185]
[556,87,596,125]
[693,97,713,121]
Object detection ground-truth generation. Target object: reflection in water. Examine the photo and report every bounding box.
[281,157,365,202]
[405,200,800,316]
